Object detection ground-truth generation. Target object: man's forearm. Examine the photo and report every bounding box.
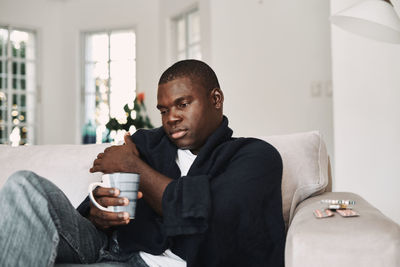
[128,159,172,216]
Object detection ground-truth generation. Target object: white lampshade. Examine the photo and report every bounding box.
[331,0,400,44]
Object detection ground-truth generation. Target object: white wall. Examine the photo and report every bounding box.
[331,0,400,224]
[157,0,334,158]
[0,0,160,144]
[208,0,334,156]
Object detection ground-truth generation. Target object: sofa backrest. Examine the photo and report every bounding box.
[0,144,109,207]
[260,131,330,228]
[0,131,330,228]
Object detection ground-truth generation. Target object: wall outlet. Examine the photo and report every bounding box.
[311,81,322,97]
[310,80,332,98]
[325,81,333,97]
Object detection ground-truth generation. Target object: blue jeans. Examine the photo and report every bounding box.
[0,170,148,267]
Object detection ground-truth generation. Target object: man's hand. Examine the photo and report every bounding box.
[90,132,173,216]
[88,186,143,230]
[90,133,140,174]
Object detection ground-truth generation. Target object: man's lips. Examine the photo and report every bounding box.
[170,129,188,140]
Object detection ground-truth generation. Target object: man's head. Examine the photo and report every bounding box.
[157,60,224,154]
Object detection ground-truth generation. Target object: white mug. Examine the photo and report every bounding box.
[88,173,140,219]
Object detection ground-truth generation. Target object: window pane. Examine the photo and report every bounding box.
[10,30,29,59]
[177,18,186,51]
[12,62,17,75]
[0,29,8,57]
[173,9,201,60]
[109,60,135,119]
[20,110,26,123]
[85,63,97,95]
[0,109,6,122]
[20,41,26,58]
[110,31,135,61]
[0,125,7,142]
[12,78,17,89]
[86,34,108,62]
[20,126,27,144]
[21,79,26,90]
[188,45,201,60]
[94,61,109,80]
[21,94,26,108]
[12,94,17,105]
[21,63,26,75]
[188,11,200,44]
[0,77,7,90]
[0,91,6,107]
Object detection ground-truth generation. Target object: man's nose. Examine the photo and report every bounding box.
[167,108,182,126]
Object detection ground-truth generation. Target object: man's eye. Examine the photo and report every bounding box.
[160,110,167,115]
[179,103,188,108]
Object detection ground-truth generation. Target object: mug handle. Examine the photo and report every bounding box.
[88,182,113,212]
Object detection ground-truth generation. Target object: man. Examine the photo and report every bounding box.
[0,60,285,266]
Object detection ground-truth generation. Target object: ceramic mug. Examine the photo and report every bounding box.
[88,173,140,219]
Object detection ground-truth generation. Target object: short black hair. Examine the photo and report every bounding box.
[158,59,220,93]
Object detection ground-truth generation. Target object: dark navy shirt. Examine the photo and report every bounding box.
[77,116,285,267]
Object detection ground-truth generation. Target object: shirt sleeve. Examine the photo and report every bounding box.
[162,174,211,236]
[161,138,284,244]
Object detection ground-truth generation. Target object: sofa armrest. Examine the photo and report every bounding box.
[285,192,400,267]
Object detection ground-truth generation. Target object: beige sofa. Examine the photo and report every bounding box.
[1,131,399,267]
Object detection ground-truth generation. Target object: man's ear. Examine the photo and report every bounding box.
[210,88,224,109]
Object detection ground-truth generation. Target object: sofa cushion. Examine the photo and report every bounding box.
[261,131,329,228]
[0,144,109,207]
[0,131,330,228]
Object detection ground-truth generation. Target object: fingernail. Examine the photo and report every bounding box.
[118,198,128,205]
[109,189,115,194]
[118,212,128,219]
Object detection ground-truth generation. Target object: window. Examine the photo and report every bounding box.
[173,9,201,60]
[82,30,136,143]
[0,26,36,146]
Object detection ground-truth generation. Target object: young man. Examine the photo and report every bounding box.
[0,60,285,266]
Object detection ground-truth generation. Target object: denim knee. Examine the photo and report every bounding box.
[7,170,40,186]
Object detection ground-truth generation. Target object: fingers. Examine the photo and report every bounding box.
[93,186,120,197]
[89,205,130,229]
[90,158,102,173]
[96,196,129,207]
[89,188,142,229]
[89,187,131,229]
[124,132,132,144]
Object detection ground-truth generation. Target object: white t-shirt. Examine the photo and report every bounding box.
[139,149,197,267]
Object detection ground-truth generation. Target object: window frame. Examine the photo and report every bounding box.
[0,25,38,145]
[172,7,201,61]
[80,27,137,143]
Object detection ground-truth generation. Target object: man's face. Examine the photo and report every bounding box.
[157,77,221,154]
